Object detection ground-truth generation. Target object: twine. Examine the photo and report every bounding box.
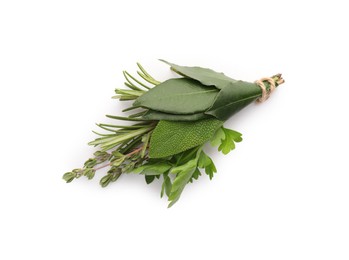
[254,77,276,103]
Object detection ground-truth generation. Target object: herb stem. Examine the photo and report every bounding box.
[93,146,144,171]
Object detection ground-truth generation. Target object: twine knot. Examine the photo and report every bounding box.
[254,77,276,103]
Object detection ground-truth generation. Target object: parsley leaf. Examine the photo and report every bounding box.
[198,151,217,179]
[133,161,172,175]
[218,127,243,155]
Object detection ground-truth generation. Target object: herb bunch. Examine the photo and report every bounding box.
[63,60,284,207]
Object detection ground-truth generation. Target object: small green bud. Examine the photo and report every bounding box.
[63,172,76,183]
[94,151,110,162]
[111,156,125,167]
[83,168,95,180]
[112,151,124,158]
[84,158,97,168]
[100,175,112,188]
[72,168,84,178]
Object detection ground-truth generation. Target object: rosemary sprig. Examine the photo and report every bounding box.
[63,63,160,185]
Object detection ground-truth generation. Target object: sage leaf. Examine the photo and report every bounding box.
[149,119,223,158]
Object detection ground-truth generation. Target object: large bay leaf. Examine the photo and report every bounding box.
[161,60,237,89]
[142,110,210,121]
[133,78,218,114]
[149,119,223,158]
[205,81,262,121]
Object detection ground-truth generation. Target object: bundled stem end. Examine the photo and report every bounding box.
[271,73,285,87]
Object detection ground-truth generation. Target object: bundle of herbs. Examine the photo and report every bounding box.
[63,60,284,207]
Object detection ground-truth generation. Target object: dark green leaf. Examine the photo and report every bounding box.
[142,110,209,121]
[205,81,262,121]
[174,146,201,166]
[133,78,218,114]
[145,175,155,184]
[161,60,237,89]
[149,119,223,158]
[190,168,202,182]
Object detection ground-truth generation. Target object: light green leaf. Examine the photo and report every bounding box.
[161,174,172,198]
[210,127,225,147]
[63,172,76,183]
[133,162,172,175]
[198,151,217,179]
[168,160,197,208]
[190,168,202,182]
[133,78,218,114]
[218,128,243,155]
[224,128,243,143]
[198,151,212,168]
[149,119,223,158]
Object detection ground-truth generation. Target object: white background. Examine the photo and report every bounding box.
[1,0,348,259]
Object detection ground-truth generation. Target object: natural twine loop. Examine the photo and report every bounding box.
[254,77,276,103]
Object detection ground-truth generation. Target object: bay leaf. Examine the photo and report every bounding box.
[205,81,262,121]
[133,78,218,114]
[161,60,237,89]
[142,110,210,121]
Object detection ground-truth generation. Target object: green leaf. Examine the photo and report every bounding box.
[206,81,262,121]
[133,162,172,175]
[149,119,223,158]
[168,158,197,207]
[145,175,155,184]
[83,168,95,180]
[198,151,217,179]
[204,162,217,180]
[161,174,172,198]
[190,168,202,182]
[111,156,125,167]
[218,128,243,155]
[224,128,243,143]
[100,175,112,188]
[174,146,201,165]
[142,110,209,121]
[210,127,225,147]
[84,158,97,168]
[133,78,218,114]
[161,60,237,89]
[141,132,151,158]
[198,151,211,168]
[63,172,76,183]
